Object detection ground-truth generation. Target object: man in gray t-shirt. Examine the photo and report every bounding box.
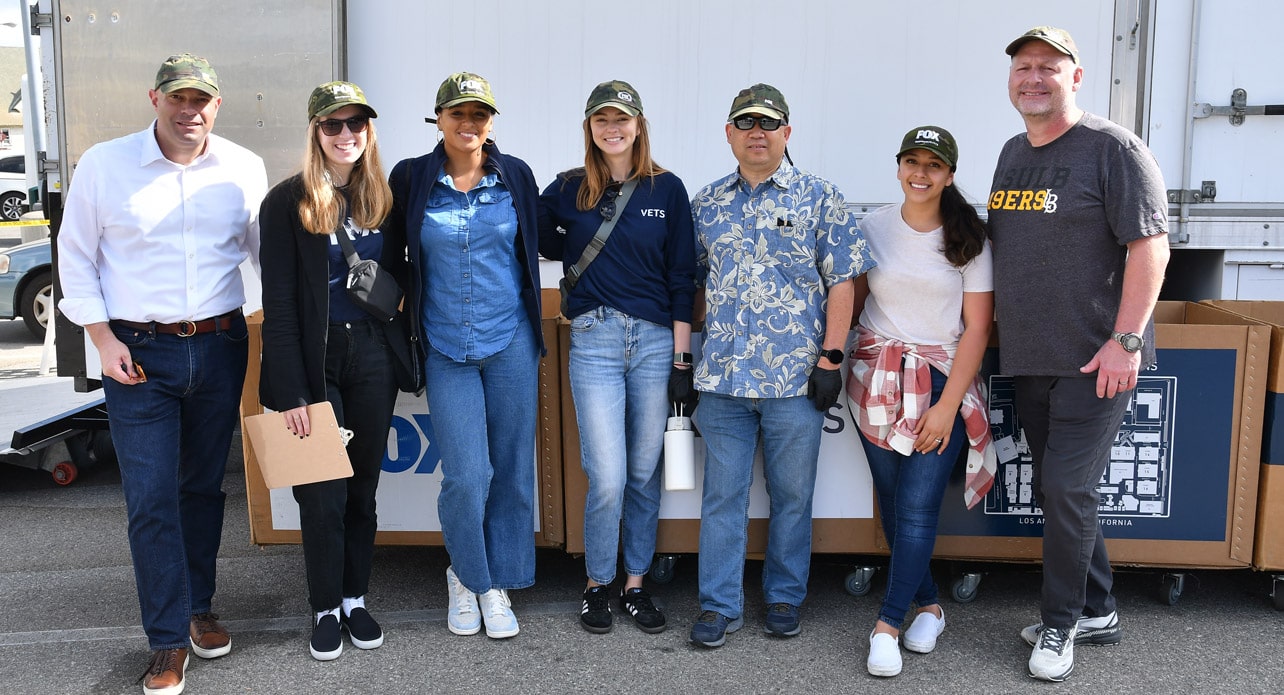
[987,26,1170,683]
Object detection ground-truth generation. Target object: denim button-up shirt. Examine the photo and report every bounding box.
[692,162,874,398]
[419,166,524,361]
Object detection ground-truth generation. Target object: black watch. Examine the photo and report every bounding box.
[819,348,844,365]
[1111,331,1144,353]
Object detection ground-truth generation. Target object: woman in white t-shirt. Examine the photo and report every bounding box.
[847,125,996,678]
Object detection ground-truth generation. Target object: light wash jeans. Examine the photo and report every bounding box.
[860,366,966,630]
[693,393,824,618]
[569,307,670,584]
[424,320,538,593]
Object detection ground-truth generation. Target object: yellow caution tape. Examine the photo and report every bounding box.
[0,219,50,227]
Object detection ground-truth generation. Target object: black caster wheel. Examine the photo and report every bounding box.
[649,555,678,584]
[951,573,981,603]
[844,566,876,597]
[1159,573,1185,606]
[1271,576,1284,611]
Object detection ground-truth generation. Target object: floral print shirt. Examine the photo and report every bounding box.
[692,163,874,398]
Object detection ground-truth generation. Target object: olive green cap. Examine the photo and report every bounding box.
[728,83,789,122]
[897,125,958,169]
[1006,25,1080,65]
[154,53,219,96]
[585,80,643,117]
[435,72,499,113]
[307,81,378,121]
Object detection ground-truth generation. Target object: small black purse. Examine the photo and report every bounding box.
[333,225,402,322]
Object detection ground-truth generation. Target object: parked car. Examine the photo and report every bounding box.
[0,155,30,221]
[0,237,52,339]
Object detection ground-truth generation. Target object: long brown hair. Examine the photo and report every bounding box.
[298,117,392,235]
[575,113,668,211]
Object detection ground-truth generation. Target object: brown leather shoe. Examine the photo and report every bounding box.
[140,647,188,695]
[189,612,231,659]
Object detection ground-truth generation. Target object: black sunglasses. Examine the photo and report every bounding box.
[598,182,623,221]
[317,116,369,136]
[732,115,784,132]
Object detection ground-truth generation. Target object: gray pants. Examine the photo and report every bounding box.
[1015,375,1128,630]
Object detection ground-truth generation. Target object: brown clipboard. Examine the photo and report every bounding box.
[243,402,354,489]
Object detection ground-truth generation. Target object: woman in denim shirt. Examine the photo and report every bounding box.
[538,80,697,635]
[386,72,544,640]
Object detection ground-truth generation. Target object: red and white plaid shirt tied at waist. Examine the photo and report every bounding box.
[846,325,997,509]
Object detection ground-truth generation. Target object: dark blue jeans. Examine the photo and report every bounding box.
[292,320,398,612]
[103,315,248,650]
[860,367,966,631]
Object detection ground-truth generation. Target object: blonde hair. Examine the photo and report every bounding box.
[298,116,392,235]
[575,113,668,211]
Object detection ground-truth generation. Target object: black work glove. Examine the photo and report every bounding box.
[668,366,699,415]
[807,365,842,411]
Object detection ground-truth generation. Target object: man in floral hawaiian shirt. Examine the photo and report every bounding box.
[687,83,875,648]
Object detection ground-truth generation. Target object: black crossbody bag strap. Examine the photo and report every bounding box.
[565,179,638,285]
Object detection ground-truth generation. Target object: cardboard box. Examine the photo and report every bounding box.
[932,301,1265,569]
[240,294,567,547]
[1199,300,1284,570]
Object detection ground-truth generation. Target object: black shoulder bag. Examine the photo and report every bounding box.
[558,179,638,317]
[333,224,403,322]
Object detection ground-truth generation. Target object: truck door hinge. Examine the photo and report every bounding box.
[1193,89,1284,126]
[28,6,53,31]
[1167,181,1217,204]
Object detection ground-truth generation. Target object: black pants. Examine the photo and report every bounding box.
[1015,375,1129,630]
[293,320,399,612]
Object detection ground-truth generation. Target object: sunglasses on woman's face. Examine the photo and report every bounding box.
[317,115,369,136]
[732,115,783,132]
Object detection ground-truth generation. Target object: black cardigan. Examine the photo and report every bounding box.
[258,174,412,411]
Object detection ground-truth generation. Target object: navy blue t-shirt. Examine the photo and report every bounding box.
[537,170,696,326]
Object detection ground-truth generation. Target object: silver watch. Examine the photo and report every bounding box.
[1111,331,1144,353]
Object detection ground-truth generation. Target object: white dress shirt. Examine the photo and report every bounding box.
[57,121,268,326]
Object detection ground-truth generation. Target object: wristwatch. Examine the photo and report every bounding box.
[1111,331,1144,353]
[819,348,845,365]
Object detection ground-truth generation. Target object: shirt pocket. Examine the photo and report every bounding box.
[474,188,516,230]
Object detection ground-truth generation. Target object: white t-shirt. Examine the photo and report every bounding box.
[858,203,993,346]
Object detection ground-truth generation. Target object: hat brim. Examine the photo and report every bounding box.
[586,101,641,118]
[314,102,378,119]
[437,96,499,114]
[896,145,956,169]
[157,79,219,97]
[728,106,787,122]
[1005,36,1078,64]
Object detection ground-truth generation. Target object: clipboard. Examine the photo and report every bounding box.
[243,402,354,489]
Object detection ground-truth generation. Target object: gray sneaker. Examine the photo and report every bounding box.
[1020,611,1121,647]
[1028,625,1076,682]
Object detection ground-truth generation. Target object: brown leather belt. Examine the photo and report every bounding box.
[112,309,242,337]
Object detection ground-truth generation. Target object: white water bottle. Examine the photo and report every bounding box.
[664,406,695,491]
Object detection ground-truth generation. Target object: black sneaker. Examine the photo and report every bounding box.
[310,613,342,661]
[342,607,385,650]
[580,585,612,634]
[620,587,667,634]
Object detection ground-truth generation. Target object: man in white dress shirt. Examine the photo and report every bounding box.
[57,53,267,695]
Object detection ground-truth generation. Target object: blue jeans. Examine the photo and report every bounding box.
[103,315,249,650]
[860,367,967,630]
[293,320,398,612]
[693,393,824,618]
[424,318,538,593]
[568,308,670,584]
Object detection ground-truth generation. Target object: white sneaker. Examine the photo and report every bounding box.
[867,630,902,677]
[1028,625,1076,682]
[479,589,519,639]
[1021,611,1121,647]
[445,566,481,636]
[902,607,945,654]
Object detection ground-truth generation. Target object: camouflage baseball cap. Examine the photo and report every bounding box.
[1005,26,1080,64]
[728,83,789,122]
[154,53,219,96]
[896,125,959,169]
[435,72,499,113]
[585,80,643,117]
[307,81,378,121]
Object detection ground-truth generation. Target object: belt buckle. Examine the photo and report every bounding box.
[177,320,198,337]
